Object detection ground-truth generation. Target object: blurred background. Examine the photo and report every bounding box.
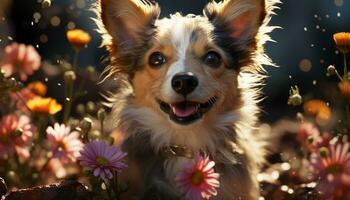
[0,0,349,123]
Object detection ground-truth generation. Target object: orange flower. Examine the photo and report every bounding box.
[66,29,91,50]
[339,81,350,101]
[333,32,350,54]
[27,81,47,96]
[303,99,331,126]
[27,97,62,115]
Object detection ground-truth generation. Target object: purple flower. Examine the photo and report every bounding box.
[78,140,127,181]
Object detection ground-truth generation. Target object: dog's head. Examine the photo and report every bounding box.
[97,0,275,130]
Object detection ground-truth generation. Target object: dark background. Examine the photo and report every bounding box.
[1,0,350,123]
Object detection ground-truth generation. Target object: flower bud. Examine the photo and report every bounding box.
[327,65,337,76]
[97,108,106,122]
[288,86,302,106]
[319,147,329,158]
[118,182,129,194]
[68,118,80,129]
[86,101,96,113]
[64,70,76,84]
[80,117,92,133]
[76,104,86,116]
[12,128,23,138]
[307,136,314,144]
[88,130,101,140]
[86,66,95,78]
[42,0,51,8]
[0,69,5,80]
[296,112,304,122]
[107,137,114,145]
[5,77,17,89]
[0,177,8,197]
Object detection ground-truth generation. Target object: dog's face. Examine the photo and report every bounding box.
[99,0,266,127]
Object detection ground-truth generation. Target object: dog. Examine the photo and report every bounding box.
[95,0,279,199]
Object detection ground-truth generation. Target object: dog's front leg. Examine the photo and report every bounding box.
[140,179,181,200]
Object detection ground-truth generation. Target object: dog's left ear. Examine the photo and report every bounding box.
[204,0,266,42]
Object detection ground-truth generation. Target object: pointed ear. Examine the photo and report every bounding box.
[204,0,266,41]
[99,0,160,50]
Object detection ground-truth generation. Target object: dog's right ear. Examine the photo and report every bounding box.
[99,0,160,51]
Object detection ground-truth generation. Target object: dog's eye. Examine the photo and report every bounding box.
[149,52,166,68]
[203,51,222,68]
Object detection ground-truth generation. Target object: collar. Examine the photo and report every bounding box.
[160,145,194,159]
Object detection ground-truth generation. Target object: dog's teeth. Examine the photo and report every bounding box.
[171,105,176,114]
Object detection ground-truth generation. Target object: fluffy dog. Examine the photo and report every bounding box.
[95,0,279,199]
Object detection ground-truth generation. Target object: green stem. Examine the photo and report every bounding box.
[344,53,348,80]
[335,69,344,81]
[113,171,120,200]
[14,92,32,113]
[63,82,73,123]
[343,53,350,121]
[101,120,104,135]
[347,104,350,121]
[73,50,79,69]
[104,180,113,200]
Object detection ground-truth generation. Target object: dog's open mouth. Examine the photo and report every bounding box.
[157,97,217,125]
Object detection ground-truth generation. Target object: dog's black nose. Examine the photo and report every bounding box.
[171,72,198,96]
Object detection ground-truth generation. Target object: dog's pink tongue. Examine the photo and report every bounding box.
[172,104,197,117]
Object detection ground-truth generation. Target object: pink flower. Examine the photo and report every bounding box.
[298,122,331,152]
[10,88,38,111]
[0,114,35,159]
[77,140,127,181]
[46,123,83,163]
[309,140,350,199]
[175,154,220,200]
[1,43,41,81]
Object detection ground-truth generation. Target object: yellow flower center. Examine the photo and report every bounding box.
[191,170,204,186]
[96,156,109,166]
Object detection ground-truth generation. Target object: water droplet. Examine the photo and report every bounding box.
[313,80,317,85]
[50,16,61,27]
[57,83,62,86]
[30,21,34,26]
[76,0,86,8]
[314,14,318,18]
[335,0,344,6]
[337,12,341,17]
[316,25,320,29]
[281,185,288,192]
[66,98,71,101]
[335,50,339,54]
[325,14,330,18]
[67,21,76,30]
[299,58,312,72]
[45,77,48,82]
[8,36,13,40]
[287,188,294,194]
[310,44,315,47]
[322,28,326,32]
[289,75,292,79]
[322,47,326,51]
[36,44,39,48]
[304,27,308,31]
[40,34,48,43]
